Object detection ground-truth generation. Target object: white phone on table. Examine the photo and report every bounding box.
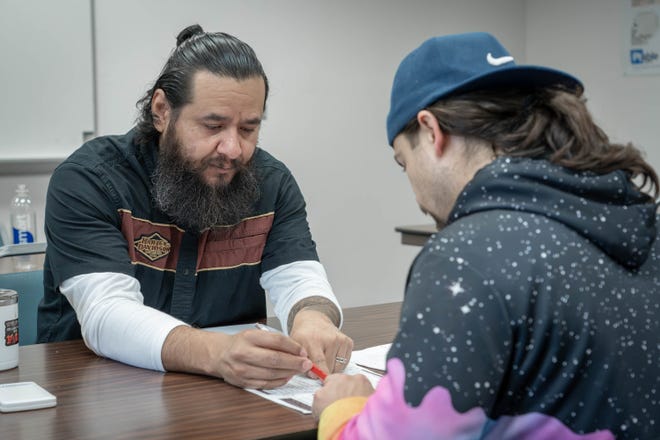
[0,381,57,412]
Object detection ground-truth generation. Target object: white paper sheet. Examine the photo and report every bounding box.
[246,363,381,414]
[350,343,392,373]
[204,322,277,335]
[204,323,387,414]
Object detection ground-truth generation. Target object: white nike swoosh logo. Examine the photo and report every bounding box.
[487,53,514,66]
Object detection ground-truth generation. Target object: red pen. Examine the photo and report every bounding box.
[310,364,327,381]
[254,323,327,381]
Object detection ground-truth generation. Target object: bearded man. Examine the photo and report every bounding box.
[38,25,352,389]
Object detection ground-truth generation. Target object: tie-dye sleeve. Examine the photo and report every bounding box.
[317,396,369,440]
[317,358,489,440]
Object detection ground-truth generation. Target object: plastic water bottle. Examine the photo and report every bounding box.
[9,185,37,271]
[10,184,37,244]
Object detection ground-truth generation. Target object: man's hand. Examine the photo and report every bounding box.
[289,309,354,377]
[162,325,312,389]
[312,373,375,419]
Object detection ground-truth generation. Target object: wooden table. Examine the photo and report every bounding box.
[0,302,402,440]
[394,224,437,246]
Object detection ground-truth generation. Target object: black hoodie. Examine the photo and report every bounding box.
[388,157,659,439]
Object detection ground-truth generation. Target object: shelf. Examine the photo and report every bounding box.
[0,158,66,175]
[394,224,438,246]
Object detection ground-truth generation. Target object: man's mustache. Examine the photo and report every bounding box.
[201,156,240,171]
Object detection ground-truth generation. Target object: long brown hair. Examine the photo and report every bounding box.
[402,87,658,200]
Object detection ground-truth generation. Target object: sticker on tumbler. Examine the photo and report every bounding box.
[4,319,18,346]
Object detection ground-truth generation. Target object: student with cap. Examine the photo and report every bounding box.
[312,32,660,439]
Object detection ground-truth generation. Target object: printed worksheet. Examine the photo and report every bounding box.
[247,363,381,414]
[205,323,388,414]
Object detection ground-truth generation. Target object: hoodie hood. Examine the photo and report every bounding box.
[449,157,657,269]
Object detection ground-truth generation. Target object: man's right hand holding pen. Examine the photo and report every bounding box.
[161,318,352,390]
[162,325,315,389]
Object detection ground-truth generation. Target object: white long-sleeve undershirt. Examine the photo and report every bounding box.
[60,260,341,371]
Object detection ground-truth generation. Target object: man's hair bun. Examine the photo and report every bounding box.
[176,24,204,47]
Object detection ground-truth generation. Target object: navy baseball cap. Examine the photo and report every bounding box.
[386,32,583,145]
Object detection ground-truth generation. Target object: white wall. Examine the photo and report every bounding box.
[11,1,656,311]
[525,0,660,173]
[0,0,94,160]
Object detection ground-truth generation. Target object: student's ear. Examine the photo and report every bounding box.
[416,110,446,157]
[151,89,172,134]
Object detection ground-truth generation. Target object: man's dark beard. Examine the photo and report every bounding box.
[151,132,260,232]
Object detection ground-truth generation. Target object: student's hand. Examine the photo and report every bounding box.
[289,309,354,377]
[312,373,375,419]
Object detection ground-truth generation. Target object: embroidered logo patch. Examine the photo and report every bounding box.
[134,232,172,261]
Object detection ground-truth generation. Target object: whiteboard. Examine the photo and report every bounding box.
[0,0,94,161]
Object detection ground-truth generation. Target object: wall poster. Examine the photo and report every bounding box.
[625,0,660,75]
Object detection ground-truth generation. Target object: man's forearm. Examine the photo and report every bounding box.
[161,325,229,375]
[287,295,341,333]
[61,272,186,372]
